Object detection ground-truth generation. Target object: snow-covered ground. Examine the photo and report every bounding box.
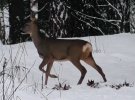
[0,33,135,100]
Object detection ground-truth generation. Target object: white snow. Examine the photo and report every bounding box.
[0,33,135,100]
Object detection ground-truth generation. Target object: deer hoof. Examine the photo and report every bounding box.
[50,74,58,78]
[103,77,107,82]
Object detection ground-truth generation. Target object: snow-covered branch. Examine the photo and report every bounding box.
[66,6,120,29]
[75,10,120,28]
[71,12,105,35]
[105,0,122,20]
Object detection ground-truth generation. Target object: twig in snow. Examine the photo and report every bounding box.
[7,60,36,100]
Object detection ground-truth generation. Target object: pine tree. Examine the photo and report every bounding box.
[9,0,30,44]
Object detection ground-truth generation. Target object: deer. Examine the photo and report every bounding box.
[22,4,107,85]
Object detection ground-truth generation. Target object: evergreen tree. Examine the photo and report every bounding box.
[9,0,30,44]
[37,0,131,37]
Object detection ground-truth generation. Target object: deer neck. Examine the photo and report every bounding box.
[31,21,42,47]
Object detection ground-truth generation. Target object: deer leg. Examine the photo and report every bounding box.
[45,60,56,85]
[71,60,87,85]
[84,54,107,82]
[39,58,57,78]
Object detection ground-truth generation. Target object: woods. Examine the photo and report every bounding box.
[0,1,135,100]
[0,0,135,44]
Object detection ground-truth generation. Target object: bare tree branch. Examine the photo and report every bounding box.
[105,0,122,20]
[75,11,120,28]
[67,6,120,29]
[71,13,105,35]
